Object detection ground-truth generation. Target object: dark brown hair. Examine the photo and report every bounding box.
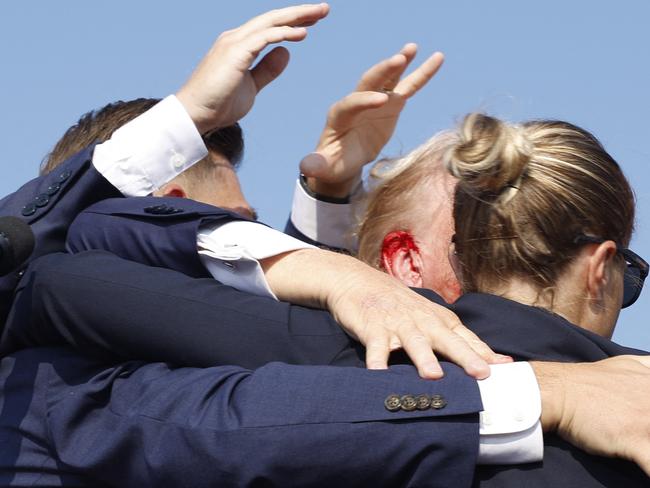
[41,98,244,176]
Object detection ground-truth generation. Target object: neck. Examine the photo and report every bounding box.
[484,277,610,337]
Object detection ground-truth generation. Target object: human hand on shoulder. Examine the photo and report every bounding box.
[300,44,444,198]
[177,3,330,134]
[262,248,510,380]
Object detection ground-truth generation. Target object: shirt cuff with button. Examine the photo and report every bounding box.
[476,362,543,464]
[290,177,360,251]
[92,95,208,196]
[197,221,316,300]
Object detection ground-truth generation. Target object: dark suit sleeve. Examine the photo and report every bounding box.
[0,145,121,324]
[4,251,365,368]
[66,196,249,279]
[1,347,481,488]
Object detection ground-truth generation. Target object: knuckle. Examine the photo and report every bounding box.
[403,333,429,347]
[217,30,235,44]
[366,336,389,349]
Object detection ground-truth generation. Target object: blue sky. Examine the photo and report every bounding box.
[1,1,649,350]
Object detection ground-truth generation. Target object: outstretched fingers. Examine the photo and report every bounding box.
[244,25,309,61]
[238,3,330,37]
[356,52,409,92]
[380,43,418,91]
[394,51,444,98]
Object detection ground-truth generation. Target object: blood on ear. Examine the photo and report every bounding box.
[380,231,420,271]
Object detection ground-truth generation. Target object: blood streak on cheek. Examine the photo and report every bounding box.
[380,231,419,270]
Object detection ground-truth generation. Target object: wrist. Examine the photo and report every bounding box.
[301,174,361,201]
[175,90,217,135]
[261,248,340,311]
[530,361,567,433]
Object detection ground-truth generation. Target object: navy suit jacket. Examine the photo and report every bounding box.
[61,199,650,486]
[451,292,649,487]
[0,155,483,486]
[0,146,119,327]
[0,347,480,487]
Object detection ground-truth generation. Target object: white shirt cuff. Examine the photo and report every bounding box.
[92,95,208,196]
[290,178,359,251]
[476,362,543,464]
[197,221,315,300]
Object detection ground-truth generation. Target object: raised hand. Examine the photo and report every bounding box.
[300,44,444,197]
[177,4,330,134]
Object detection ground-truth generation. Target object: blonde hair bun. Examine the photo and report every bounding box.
[447,113,532,196]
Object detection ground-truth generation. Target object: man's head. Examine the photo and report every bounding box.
[152,124,256,220]
[42,98,255,220]
[357,131,461,302]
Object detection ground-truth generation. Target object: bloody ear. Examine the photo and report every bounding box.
[380,231,424,287]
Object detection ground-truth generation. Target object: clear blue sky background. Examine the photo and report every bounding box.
[2,1,649,350]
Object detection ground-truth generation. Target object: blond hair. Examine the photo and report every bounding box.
[448,113,635,293]
[357,131,458,267]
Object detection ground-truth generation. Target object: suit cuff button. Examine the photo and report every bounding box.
[384,394,402,412]
[415,394,431,410]
[430,394,447,410]
[400,395,417,412]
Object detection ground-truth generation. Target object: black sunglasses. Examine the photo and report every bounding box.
[574,235,649,308]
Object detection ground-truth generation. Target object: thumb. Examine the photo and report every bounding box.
[251,46,290,92]
[328,91,389,127]
[299,152,331,178]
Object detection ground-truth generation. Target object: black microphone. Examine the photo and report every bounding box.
[0,216,35,276]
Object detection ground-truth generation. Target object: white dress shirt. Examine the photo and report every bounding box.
[92,94,543,465]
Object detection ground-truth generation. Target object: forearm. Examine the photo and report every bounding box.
[530,361,565,433]
[261,247,376,313]
[4,251,359,368]
[260,243,413,318]
[530,357,650,475]
[29,349,481,488]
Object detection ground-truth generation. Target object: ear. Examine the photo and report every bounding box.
[380,231,424,287]
[585,241,618,301]
[156,183,187,199]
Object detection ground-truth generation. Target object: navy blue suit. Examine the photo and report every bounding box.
[0,153,483,486]
[62,198,650,486]
[448,293,649,486]
[0,146,119,326]
[0,347,480,487]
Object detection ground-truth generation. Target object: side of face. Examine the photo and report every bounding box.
[155,150,256,220]
[380,173,462,303]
